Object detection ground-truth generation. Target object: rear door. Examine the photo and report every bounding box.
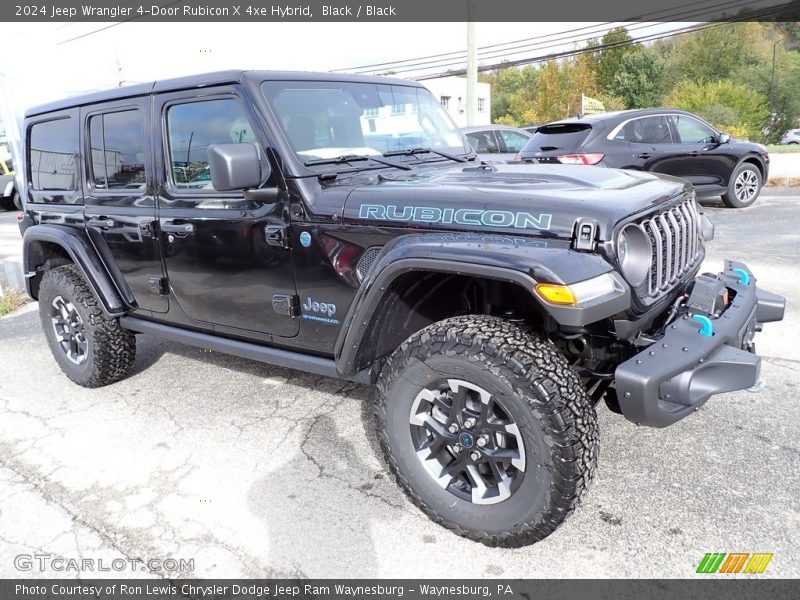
[497,128,530,158]
[614,115,676,172]
[82,99,168,313]
[154,87,298,337]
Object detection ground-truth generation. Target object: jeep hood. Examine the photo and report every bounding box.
[341,163,691,240]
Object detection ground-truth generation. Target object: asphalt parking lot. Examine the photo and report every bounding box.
[0,192,798,579]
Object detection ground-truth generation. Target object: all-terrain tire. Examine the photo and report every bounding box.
[38,265,136,387]
[721,162,762,208]
[375,314,598,547]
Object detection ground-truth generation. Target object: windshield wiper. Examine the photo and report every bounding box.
[304,154,412,170]
[383,147,467,163]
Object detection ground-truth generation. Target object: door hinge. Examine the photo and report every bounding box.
[265,225,289,249]
[272,294,300,318]
[148,276,168,296]
[572,218,598,251]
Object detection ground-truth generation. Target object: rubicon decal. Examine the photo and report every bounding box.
[358,204,552,230]
[696,552,773,574]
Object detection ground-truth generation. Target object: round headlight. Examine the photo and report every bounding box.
[617,224,651,286]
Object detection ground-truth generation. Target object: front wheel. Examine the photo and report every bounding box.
[722,163,762,208]
[375,315,598,547]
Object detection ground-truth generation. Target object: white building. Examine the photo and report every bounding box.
[422,76,491,127]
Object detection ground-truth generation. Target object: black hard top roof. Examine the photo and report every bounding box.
[25,70,425,117]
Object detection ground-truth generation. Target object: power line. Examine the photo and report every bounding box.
[334,0,742,73]
[340,0,772,76]
[414,5,787,81]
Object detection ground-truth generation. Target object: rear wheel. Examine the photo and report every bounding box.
[375,315,598,547]
[38,265,136,387]
[12,192,21,210]
[722,163,762,208]
[0,195,14,211]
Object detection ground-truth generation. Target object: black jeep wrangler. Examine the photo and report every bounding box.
[19,71,785,547]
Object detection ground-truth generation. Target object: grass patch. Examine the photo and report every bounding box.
[0,288,30,316]
[766,176,800,187]
[766,144,800,153]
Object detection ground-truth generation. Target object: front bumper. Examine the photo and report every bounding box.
[615,260,785,427]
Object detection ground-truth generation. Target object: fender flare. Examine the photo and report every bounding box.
[334,232,630,377]
[23,225,126,316]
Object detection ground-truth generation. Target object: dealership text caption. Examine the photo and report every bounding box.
[14,4,398,19]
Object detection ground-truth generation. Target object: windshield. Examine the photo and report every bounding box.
[261,80,471,170]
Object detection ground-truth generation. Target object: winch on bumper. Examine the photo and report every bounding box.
[615,260,785,427]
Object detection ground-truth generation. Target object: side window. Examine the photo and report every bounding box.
[670,115,717,144]
[89,109,146,190]
[465,131,499,154]
[616,116,672,144]
[29,117,77,192]
[165,98,257,191]
[499,129,529,153]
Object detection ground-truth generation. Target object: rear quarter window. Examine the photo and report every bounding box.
[29,117,78,193]
[521,123,593,153]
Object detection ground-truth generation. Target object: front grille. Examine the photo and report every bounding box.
[356,246,382,281]
[639,197,702,297]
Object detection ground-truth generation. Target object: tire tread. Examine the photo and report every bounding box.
[375,314,598,547]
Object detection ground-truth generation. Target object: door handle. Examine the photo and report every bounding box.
[161,221,194,234]
[637,153,651,159]
[87,217,115,229]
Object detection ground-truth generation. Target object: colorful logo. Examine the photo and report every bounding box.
[696,552,773,574]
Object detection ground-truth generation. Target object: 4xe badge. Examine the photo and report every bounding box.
[301,297,339,325]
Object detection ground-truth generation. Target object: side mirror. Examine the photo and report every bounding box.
[208,143,270,191]
[718,133,731,144]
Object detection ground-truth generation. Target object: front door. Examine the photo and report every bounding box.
[82,99,168,313]
[666,114,735,188]
[154,88,298,337]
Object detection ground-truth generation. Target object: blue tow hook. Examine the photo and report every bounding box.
[692,314,714,337]
[731,267,750,286]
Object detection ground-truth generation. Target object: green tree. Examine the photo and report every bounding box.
[594,27,638,93]
[664,80,768,140]
[660,22,770,84]
[610,48,665,109]
[735,44,800,142]
[483,64,538,125]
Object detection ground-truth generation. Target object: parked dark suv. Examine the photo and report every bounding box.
[19,72,784,547]
[516,109,770,208]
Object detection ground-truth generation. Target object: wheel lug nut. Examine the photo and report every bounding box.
[463,418,476,429]
[477,435,488,447]
[448,423,458,434]
[453,443,462,453]
[470,451,481,461]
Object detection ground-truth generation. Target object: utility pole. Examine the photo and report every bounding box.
[466,2,477,126]
[769,38,782,137]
